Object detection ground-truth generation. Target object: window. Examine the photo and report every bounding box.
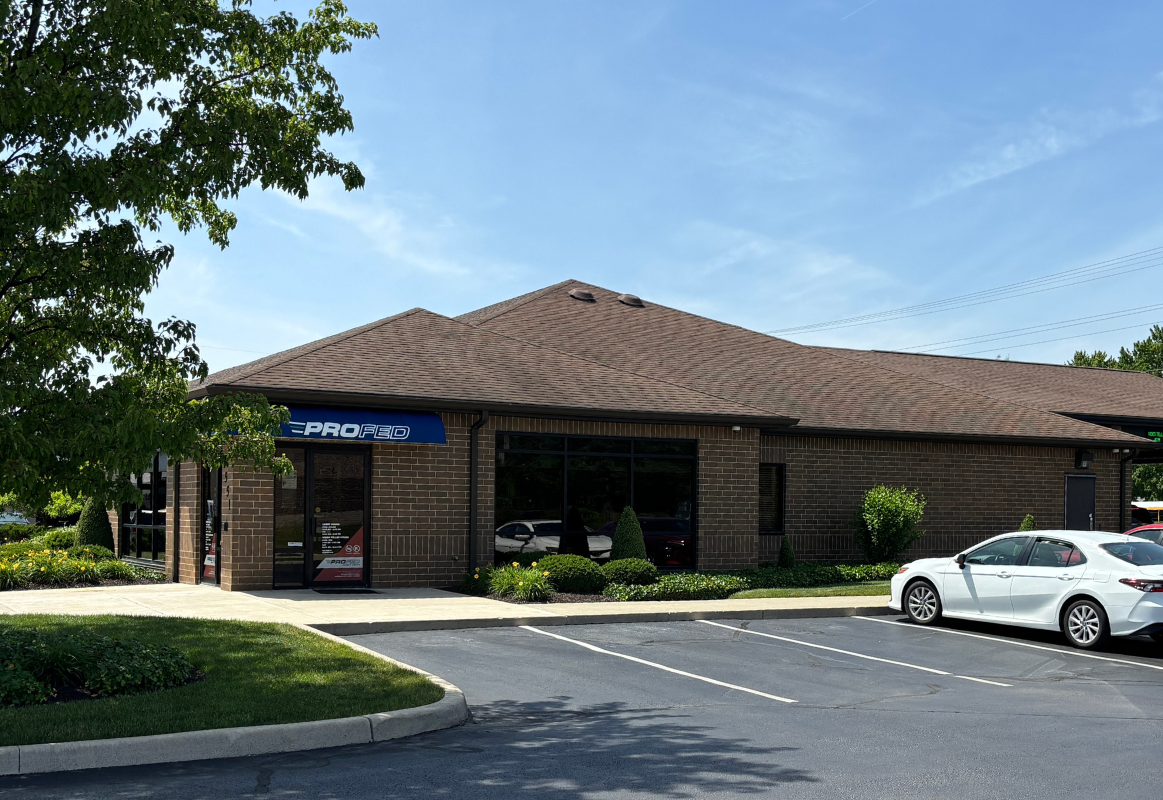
[1101,540,1163,566]
[495,434,696,567]
[1129,529,1163,545]
[965,537,1030,566]
[120,453,168,564]
[758,464,784,535]
[1027,539,1085,568]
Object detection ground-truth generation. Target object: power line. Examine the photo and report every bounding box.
[767,246,1163,335]
[952,320,1163,357]
[898,304,1163,353]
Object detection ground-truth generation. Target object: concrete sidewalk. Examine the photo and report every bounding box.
[0,583,892,633]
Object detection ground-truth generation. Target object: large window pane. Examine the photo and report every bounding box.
[495,453,564,563]
[566,456,630,558]
[498,434,565,452]
[635,440,696,456]
[759,464,784,535]
[568,437,631,454]
[274,448,307,587]
[633,458,695,568]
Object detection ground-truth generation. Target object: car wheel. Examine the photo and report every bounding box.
[904,580,942,625]
[1062,599,1109,650]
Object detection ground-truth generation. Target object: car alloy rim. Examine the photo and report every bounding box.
[1067,604,1100,644]
[908,585,937,622]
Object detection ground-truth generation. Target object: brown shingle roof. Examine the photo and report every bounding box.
[461,281,1150,446]
[815,348,1163,422]
[193,308,793,427]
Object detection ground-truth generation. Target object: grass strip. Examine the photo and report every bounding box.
[0,615,443,747]
[729,581,891,599]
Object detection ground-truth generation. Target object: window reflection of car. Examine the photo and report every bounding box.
[594,517,693,568]
[494,521,612,562]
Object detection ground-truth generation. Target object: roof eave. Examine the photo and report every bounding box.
[764,424,1159,450]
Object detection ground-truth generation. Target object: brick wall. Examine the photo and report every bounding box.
[758,435,1125,564]
[173,461,202,584]
[219,466,275,591]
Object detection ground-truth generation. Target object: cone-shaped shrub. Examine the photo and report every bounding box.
[1019,514,1036,532]
[776,535,796,568]
[75,499,114,550]
[610,506,647,561]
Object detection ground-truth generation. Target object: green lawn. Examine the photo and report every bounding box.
[729,581,891,599]
[0,615,443,747]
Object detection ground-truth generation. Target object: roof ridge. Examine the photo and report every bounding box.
[456,279,579,326]
[442,308,790,421]
[852,347,1163,378]
[206,308,425,387]
[818,347,1142,440]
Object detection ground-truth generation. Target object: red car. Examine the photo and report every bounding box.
[1124,524,1163,545]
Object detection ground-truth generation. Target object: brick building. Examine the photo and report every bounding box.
[114,281,1163,590]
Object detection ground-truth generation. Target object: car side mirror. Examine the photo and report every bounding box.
[955,553,967,569]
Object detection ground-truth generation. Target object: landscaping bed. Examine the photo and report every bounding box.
[1,527,164,591]
[0,615,443,747]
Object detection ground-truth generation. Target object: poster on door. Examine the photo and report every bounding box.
[202,514,217,580]
[314,525,364,582]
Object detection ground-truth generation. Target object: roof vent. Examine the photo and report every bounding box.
[618,293,645,308]
[569,288,595,302]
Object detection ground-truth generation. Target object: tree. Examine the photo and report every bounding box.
[1070,324,1163,377]
[0,1,376,511]
[1070,325,1163,502]
[1019,514,1036,532]
[853,485,926,562]
[776,535,795,568]
[610,506,648,561]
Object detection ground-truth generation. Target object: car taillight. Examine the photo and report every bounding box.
[1119,578,1163,592]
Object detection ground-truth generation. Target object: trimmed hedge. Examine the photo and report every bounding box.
[76,499,115,550]
[0,628,192,707]
[601,558,657,586]
[610,507,647,561]
[0,524,43,545]
[34,528,78,550]
[604,573,748,601]
[67,544,116,562]
[538,554,607,594]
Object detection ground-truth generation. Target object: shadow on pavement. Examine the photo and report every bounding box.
[2,699,817,799]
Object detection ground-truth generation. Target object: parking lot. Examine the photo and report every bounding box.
[8,615,1163,799]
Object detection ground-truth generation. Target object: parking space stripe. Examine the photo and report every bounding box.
[699,620,1012,687]
[856,616,1163,672]
[519,625,797,703]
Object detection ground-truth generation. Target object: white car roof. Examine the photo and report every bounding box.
[984,529,1126,546]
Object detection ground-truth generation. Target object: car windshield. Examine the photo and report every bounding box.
[1101,540,1163,566]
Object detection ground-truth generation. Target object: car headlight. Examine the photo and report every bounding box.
[896,566,909,575]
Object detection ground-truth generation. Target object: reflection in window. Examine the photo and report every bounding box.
[965,537,1030,566]
[758,464,784,535]
[494,434,696,568]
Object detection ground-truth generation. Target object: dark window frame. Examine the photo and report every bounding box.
[758,463,785,536]
[495,432,698,567]
[120,452,168,566]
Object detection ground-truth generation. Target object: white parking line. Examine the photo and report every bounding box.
[520,625,797,703]
[699,620,1012,687]
[856,615,1163,672]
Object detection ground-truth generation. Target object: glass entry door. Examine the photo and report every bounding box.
[273,446,369,588]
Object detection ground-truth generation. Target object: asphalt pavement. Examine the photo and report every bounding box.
[6,615,1163,799]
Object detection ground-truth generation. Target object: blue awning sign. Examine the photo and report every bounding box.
[280,407,446,444]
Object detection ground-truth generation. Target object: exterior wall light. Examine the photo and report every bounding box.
[731,425,742,432]
[1075,450,1094,469]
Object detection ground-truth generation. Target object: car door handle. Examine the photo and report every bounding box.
[996,572,1012,579]
[1058,574,1077,580]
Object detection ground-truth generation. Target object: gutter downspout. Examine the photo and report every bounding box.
[469,410,490,570]
[1120,449,1138,532]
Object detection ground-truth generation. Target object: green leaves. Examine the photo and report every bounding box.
[0,1,373,508]
[1070,324,1163,377]
[853,485,927,563]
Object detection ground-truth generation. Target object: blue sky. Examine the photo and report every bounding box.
[147,1,1163,372]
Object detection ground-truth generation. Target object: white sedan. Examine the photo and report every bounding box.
[889,530,1163,649]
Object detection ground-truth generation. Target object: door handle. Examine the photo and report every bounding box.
[1058,574,1077,580]
[997,572,1012,579]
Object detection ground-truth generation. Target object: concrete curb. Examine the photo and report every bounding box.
[310,601,895,636]
[0,625,469,777]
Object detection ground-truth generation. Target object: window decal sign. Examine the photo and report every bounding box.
[280,407,446,444]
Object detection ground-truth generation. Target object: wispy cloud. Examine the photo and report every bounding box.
[920,73,1163,203]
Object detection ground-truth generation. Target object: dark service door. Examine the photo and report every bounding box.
[310,451,369,587]
[1065,475,1096,531]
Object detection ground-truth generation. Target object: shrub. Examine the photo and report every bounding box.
[1019,514,1036,532]
[459,564,494,596]
[67,544,116,562]
[95,559,164,583]
[0,628,192,707]
[736,562,900,589]
[539,554,607,594]
[504,551,549,568]
[76,499,115,550]
[488,564,551,602]
[776,536,796,568]
[604,573,748,601]
[43,491,85,520]
[610,506,647,561]
[853,486,926,562]
[33,527,78,550]
[601,558,657,586]
[0,523,42,544]
[0,540,40,561]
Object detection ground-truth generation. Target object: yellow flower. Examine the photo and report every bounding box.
[531,561,537,567]
[518,581,523,586]
[544,571,550,576]
[512,562,518,567]
[474,575,479,580]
